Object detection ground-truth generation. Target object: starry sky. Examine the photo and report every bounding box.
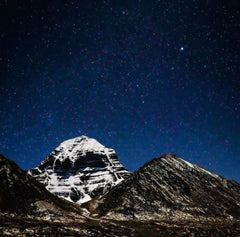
[0,0,240,181]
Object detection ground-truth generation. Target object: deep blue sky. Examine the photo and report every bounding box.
[0,0,239,181]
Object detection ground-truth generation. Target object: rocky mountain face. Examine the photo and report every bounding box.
[29,136,130,204]
[86,154,240,221]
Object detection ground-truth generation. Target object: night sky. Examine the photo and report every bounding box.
[0,1,240,181]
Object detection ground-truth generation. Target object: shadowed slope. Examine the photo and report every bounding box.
[0,154,83,216]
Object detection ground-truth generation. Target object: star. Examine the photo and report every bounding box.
[180,47,184,51]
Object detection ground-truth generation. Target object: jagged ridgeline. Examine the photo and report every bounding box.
[29,136,130,203]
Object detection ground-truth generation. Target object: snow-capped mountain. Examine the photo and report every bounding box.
[28,136,130,204]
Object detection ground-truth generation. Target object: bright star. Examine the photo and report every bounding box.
[180,47,184,51]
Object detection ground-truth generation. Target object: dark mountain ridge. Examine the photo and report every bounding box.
[0,154,84,216]
[85,154,240,220]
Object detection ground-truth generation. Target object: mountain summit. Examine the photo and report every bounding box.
[29,136,130,203]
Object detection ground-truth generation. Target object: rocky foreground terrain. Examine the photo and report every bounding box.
[1,152,240,236]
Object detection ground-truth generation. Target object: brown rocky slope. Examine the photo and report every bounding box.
[86,154,240,220]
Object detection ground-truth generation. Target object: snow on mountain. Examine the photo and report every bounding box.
[28,136,130,204]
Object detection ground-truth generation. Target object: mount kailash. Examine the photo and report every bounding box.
[28,136,130,204]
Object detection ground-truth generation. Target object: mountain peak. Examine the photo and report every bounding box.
[61,135,98,146]
[52,136,116,164]
[29,136,130,203]
[60,135,111,151]
[86,154,240,220]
